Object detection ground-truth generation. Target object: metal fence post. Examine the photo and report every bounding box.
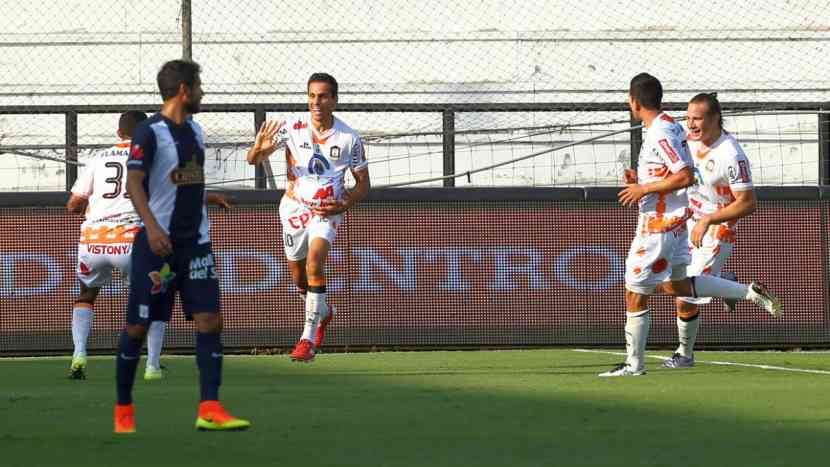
[65,111,78,190]
[819,108,830,185]
[181,0,192,60]
[254,108,267,189]
[442,110,455,187]
[629,115,642,171]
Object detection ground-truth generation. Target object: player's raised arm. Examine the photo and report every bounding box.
[246,119,284,165]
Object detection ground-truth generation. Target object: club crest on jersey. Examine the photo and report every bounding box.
[170,159,205,185]
[705,159,715,172]
[308,153,331,175]
[330,146,341,160]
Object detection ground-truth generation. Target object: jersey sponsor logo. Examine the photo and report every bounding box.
[308,153,331,175]
[130,144,144,160]
[658,139,680,163]
[293,121,308,130]
[300,142,312,150]
[330,146,341,160]
[170,159,205,185]
[189,253,218,280]
[148,263,176,294]
[737,160,750,183]
[85,244,131,255]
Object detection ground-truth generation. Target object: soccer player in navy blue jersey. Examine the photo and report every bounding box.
[113,59,249,433]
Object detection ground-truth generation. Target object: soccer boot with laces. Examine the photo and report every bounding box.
[747,282,782,318]
[68,355,87,380]
[662,352,695,369]
[313,305,337,349]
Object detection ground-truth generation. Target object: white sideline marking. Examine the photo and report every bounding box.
[574,349,830,375]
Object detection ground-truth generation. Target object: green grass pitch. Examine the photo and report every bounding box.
[1,349,828,467]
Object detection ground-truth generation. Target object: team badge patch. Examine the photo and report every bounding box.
[130,144,144,160]
[330,146,341,160]
[658,139,680,163]
[148,263,176,295]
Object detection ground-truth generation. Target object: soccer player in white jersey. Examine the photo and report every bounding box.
[600,73,781,377]
[66,111,167,381]
[663,93,759,369]
[246,73,370,362]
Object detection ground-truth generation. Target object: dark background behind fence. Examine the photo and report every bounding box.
[1,188,827,354]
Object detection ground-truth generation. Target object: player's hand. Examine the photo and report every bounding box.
[207,191,232,210]
[618,184,646,208]
[690,216,712,248]
[146,224,173,258]
[252,120,284,159]
[311,199,350,216]
[623,168,638,184]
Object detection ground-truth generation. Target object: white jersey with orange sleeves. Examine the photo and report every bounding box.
[70,140,141,288]
[71,140,142,244]
[278,112,368,205]
[636,112,694,234]
[687,132,754,221]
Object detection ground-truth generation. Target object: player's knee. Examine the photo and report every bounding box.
[76,286,100,304]
[194,312,222,333]
[676,300,699,321]
[125,324,148,340]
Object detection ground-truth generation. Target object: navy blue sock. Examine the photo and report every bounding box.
[196,332,223,401]
[116,330,142,405]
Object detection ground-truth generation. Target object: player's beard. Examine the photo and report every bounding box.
[185,98,201,114]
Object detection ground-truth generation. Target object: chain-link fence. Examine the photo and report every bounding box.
[1,0,829,190]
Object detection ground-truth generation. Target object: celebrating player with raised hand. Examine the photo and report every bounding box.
[600,73,781,377]
[247,73,370,362]
[114,59,249,433]
[66,111,169,381]
[663,93,759,369]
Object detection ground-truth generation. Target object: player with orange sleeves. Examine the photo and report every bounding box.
[663,93,760,369]
[600,73,781,377]
[246,73,370,361]
[66,111,168,380]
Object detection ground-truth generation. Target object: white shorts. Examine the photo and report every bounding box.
[678,218,736,305]
[76,242,132,288]
[625,225,690,295]
[279,195,343,261]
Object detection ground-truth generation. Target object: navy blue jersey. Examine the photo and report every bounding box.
[127,113,210,245]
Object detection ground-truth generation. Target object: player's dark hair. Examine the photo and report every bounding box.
[307,72,338,99]
[157,59,201,101]
[689,92,724,129]
[629,73,663,110]
[118,111,148,137]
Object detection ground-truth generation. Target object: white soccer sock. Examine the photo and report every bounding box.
[691,275,750,300]
[625,310,650,372]
[300,291,327,341]
[71,304,94,358]
[146,321,167,370]
[676,315,700,358]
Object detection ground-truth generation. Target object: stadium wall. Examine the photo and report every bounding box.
[1,187,828,354]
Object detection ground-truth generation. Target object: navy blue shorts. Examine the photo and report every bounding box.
[127,228,221,326]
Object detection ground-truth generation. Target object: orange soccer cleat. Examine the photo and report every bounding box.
[114,403,136,434]
[195,400,251,431]
[290,339,315,362]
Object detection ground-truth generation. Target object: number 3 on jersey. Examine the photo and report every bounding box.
[103,161,130,199]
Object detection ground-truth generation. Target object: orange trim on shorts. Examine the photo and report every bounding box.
[80,225,140,244]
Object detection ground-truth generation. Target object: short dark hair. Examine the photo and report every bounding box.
[629,73,663,110]
[307,72,338,99]
[118,111,148,137]
[157,59,201,101]
[689,92,724,129]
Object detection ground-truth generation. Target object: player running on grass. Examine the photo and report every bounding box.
[114,59,248,433]
[66,111,169,381]
[246,73,370,362]
[600,73,781,378]
[662,93,759,369]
